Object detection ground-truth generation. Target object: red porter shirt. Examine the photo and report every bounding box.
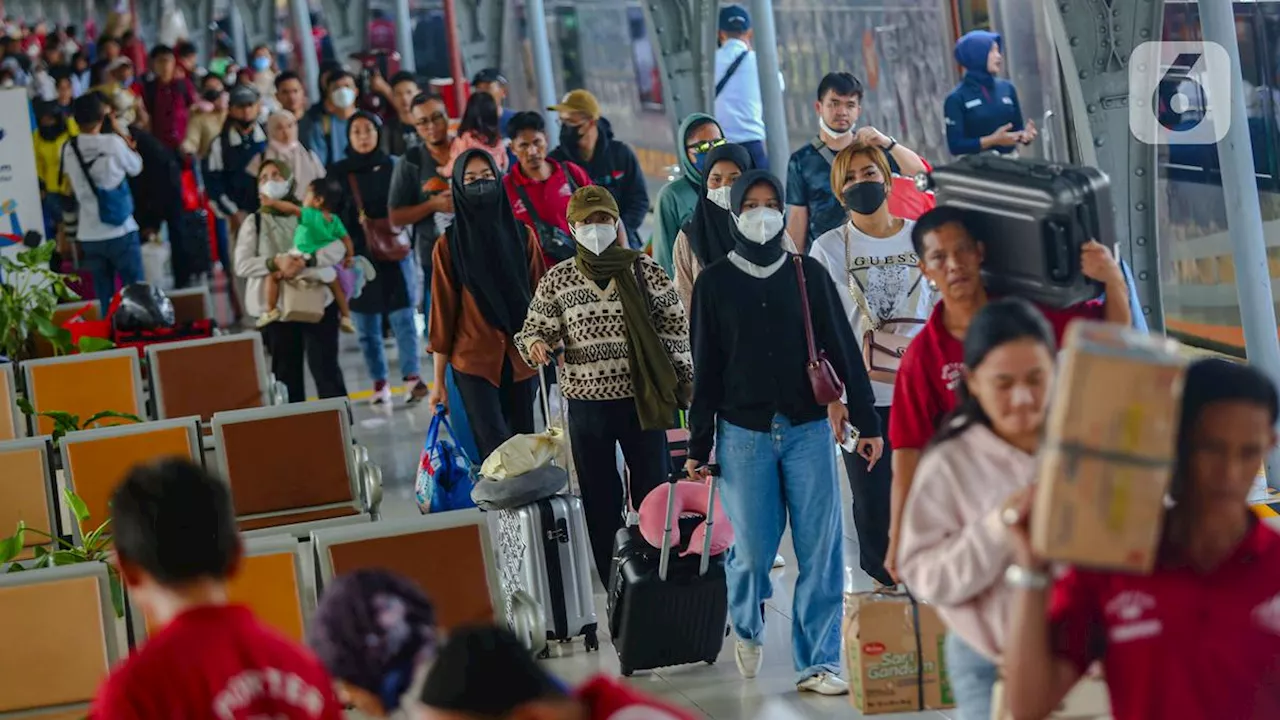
[91,604,344,720]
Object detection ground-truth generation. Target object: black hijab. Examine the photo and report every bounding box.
[448,148,532,336]
[729,170,788,267]
[683,142,752,269]
[332,111,395,223]
[340,111,390,173]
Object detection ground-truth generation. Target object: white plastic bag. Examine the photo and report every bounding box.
[141,239,170,289]
[479,427,565,480]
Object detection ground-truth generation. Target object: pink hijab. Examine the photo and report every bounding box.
[247,111,326,195]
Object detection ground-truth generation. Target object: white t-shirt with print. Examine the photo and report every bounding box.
[811,218,935,406]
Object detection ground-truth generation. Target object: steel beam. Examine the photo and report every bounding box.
[453,0,504,80]
[172,0,214,62]
[525,0,559,139]
[318,0,367,66]
[1047,0,1166,331]
[232,0,276,60]
[639,0,718,149]
[393,0,414,74]
[289,0,319,103]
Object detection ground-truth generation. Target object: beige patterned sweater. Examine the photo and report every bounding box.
[514,255,694,401]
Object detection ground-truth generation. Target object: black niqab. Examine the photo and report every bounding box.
[683,142,752,269]
[448,148,532,336]
[728,170,788,267]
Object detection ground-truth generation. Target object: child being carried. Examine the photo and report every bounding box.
[257,178,357,333]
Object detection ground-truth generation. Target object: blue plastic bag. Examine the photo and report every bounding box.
[415,405,477,514]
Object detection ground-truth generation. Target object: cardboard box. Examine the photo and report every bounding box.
[1032,321,1187,572]
[991,677,1113,719]
[843,592,954,715]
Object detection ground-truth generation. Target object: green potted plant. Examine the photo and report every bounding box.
[0,240,115,362]
[0,489,124,617]
[15,397,143,446]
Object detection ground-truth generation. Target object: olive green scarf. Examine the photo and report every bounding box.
[575,245,679,431]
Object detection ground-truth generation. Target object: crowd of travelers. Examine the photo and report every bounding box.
[6,7,1280,720]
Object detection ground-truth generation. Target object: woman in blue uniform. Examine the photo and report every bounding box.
[943,30,1038,157]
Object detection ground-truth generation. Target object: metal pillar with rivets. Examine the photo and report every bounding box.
[232,0,275,63]
[639,0,719,147]
[1045,0,1166,330]
[318,0,367,66]
[451,0,504,82]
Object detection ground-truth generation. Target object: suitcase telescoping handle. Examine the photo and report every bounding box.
[658,465,721,582]
[535,347,566,427]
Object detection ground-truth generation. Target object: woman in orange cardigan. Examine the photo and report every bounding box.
[427,148,546,459]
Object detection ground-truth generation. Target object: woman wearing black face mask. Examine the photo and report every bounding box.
[685,169,883,693]
[809,141,937,589]
[331,112,428,408]
[427,148,547,458]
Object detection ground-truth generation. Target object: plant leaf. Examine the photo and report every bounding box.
[51,550,82,566]
[77,336,115,353]
[5,562,25,573]
[32,314,62,339]
[83,411,143,429]
[0,529,23,564]
[15,396,34,416]
[65,489,90,524]
[107,567,125,618]
[82,518,112,553]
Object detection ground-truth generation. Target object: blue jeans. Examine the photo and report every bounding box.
[945,632,998,720]
[352,306,421,383]
[716,415,844,681]
[81,232,142,313]
[739,140,769,172]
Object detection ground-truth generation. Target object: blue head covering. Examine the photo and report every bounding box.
[955,30,1002,86]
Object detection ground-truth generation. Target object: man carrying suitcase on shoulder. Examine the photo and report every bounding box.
[883,205,1131,584]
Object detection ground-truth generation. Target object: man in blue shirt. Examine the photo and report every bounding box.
[784,72,928,253]
[299,69,359,166]
[943,30,1038,156]
[713,5,770,171]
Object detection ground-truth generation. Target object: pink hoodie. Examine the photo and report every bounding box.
[896,423,1036,662]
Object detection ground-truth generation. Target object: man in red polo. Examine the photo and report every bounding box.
[884,206,1131,580]
[502,110,593,269]
[1002,359,1280,719]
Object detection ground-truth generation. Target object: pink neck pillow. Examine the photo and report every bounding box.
[637,481,734,557]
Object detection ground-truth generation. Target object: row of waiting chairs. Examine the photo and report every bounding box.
[0,398,382,561]
[0,511,503,718]
[2,331,277,443]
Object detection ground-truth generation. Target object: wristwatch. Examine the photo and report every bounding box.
[1005,564,1050,590]
[883,136,898,153]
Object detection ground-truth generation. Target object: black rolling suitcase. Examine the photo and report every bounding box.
[607,471,729,676]
[925,154,1112,308]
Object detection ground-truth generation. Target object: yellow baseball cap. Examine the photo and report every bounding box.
[548,89,601,120]
[566,186,619,225]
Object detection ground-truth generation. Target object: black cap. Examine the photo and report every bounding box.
[418,626,566,714]
[228,84,260,107]
[471,68,507,87]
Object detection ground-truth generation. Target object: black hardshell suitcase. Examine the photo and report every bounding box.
[925,154,1112,308]
[606,472,729,676]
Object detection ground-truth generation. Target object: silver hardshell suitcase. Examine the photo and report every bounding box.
[498,495,600,656]
[496,365,599,657]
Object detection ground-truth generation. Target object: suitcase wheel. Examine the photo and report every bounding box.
[537,646,551,660]
[621,666,633,677]
[705,659,716,666]
[584,629,599,652]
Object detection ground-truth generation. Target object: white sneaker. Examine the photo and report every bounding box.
[369,384,393,406]
[797,672,848,696]
[773,554,786,569]
[735,640,763,679]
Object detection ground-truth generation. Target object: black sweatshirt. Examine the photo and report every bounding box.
[549,117,649,248]
[687,254,881,463]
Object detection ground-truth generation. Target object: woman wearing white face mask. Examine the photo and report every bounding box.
[515,185,694,584]
[234,160,348,402]
[672,142,792,309]
[248,111,326,201]
[685,170,882,695]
